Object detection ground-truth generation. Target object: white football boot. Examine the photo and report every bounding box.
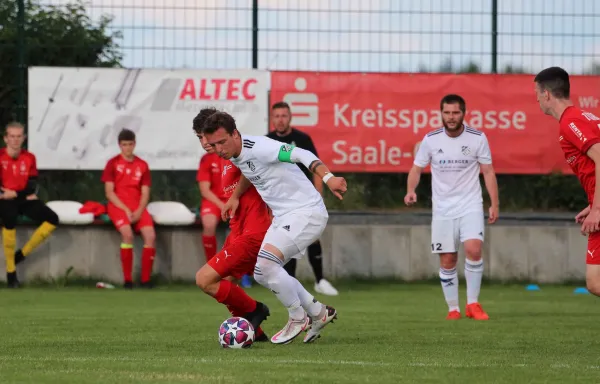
[314,279,339,296]
[303,305,337,343]
[270,314,310,345]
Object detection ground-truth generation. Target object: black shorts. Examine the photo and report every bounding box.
[0,199,59,229]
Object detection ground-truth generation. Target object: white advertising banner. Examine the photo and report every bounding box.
[28,67,270,170]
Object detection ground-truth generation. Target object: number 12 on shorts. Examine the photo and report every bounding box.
[431,243,442,251]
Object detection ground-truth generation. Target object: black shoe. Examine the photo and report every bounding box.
[255,331,269,342]
[14,250,25,265]
[244,302,270,332]
[123,281,134,289]
[7,272,20,288]
[140,281,154,289]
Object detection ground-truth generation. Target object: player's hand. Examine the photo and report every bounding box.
[325,176,347,200]
[124,208,133,222]
[404,192,417,206]
[131,209,142,223]
[26,194,38,200]
[581,207,600,235]
[488,205,499,224]
[575,205,591,224]
[222,198,240,221]
[1,188,17,200]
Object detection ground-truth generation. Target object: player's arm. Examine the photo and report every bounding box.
[101,160,130,213]
[405,139,430,204]
[135,168,151,214]
[586,144,600,213]
[305,136,324,195]
[230,174,251,200]
[477,134,500,212]
[406,165,423,195]
[199,182,225,208]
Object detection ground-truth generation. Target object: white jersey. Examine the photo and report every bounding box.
[414,125,492,219]
[230,135,325,218]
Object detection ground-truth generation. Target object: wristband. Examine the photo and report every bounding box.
[322,173,334,184]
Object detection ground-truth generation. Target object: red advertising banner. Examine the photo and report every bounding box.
[270,71,600,174]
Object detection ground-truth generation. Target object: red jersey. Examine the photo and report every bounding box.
[197,153,226,200]
[559,106,600,204]
[101,154,151,206]
[221,159,271,236]
[0,149,38,192]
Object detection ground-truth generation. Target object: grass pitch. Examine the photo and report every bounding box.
[0,282,598,383]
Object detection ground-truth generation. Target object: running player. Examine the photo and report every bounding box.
[102,129,156,289]
[0,122,59,288]
[534,66,600,297]
[267,101,339,296]
[404,94,499,320]
[192,108,271,341]
[202,111,347,345]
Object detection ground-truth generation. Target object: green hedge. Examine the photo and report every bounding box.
[35,170,587,212]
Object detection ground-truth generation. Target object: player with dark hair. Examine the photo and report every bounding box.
[405,94,499,320]
[102,129,156,289]
[534,66,600,297]
[203,111,346,345]
[195,109,228,264]
[0,122,59,288]
[192,108,271,342]
[267,101,339,296]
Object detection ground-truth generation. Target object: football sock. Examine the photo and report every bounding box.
[202,235,217,261]
[293,277,323,318]
[214,279,257,314]
[140,246,155,283]
[465,259,484,304]
[2,228,16,273]
[120,243,134,283]
[308,242,324,282]
[439,267,459,312]
[22,222,56,256]
[254,251,305,321]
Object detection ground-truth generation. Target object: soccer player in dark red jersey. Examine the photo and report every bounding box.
[535,66,600,296]
[0,122,59,288]
[102,129,156,289]
[197,149,227,261]
[192,108,271,341]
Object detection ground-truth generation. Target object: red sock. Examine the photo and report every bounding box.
[214,279,257,315]
[120,244,133,283]
[141,246,155,283]
[202,235,217,261]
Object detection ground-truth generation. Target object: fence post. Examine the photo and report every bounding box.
[16,0,26,125]
[252,0,258,69]
[491,0,498,73]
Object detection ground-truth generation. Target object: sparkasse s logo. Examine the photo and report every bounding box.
[283,77,319,127]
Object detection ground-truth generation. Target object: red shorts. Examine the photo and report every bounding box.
[201,200,222,218]
[208,231,264,279]
[107,204,154,232]
[587,232,600,265]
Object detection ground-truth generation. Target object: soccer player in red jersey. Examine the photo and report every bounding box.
[192,108,271,341]
[102,129,156,289]
[197,149,227,261]
[0,122,59,288]
[535,66,600,296]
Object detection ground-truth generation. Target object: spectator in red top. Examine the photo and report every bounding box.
[101,129,156,289]
[0,122,59,288]
[197,140,228,262]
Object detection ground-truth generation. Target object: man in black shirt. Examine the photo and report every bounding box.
[266,101,339,296]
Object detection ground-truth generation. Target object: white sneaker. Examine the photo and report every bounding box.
[314,279,339,296]
[270,315,310,345]
[303,305,337,343]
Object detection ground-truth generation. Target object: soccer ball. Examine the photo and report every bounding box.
[218,317,255,349]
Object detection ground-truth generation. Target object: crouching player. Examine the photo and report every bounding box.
[0,122,59,288]
[193,109,271,340]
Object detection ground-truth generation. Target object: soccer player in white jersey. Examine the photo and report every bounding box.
[404,94,499,321]
[201,111,347,344]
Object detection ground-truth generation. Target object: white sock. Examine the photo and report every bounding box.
[439,267,459,312]
[465,259,484,305]
[254,252,306,321]
[293,277,323,318]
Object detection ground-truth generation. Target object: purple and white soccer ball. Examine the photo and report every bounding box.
[218,317,255,349]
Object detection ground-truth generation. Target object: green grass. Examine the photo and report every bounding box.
[0,283,598,384]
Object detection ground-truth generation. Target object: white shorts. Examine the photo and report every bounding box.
[431,211,484,254]
[261,206,328,262]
